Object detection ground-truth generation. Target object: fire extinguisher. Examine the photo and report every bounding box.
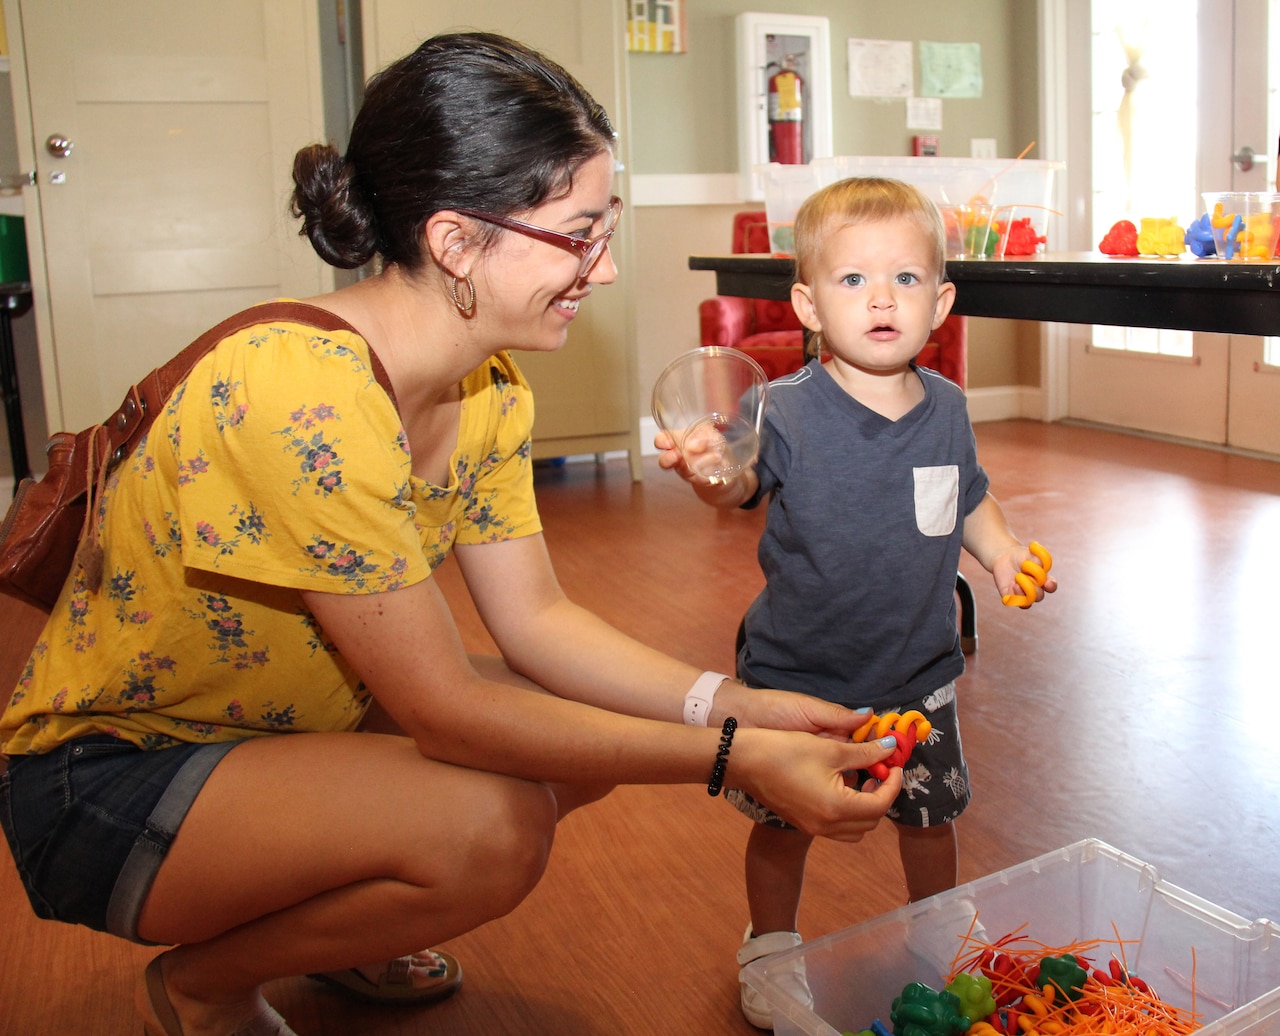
[768,59,804,165]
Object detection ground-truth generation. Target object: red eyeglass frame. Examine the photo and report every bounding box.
[454,195,623,278]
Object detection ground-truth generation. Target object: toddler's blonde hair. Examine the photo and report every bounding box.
[793,177,947,284]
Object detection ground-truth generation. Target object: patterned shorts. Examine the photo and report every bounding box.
[725,681,970,830]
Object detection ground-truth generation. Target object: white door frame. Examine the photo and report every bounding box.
[1036,0,1077,423]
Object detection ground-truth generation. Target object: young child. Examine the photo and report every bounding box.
[658,177,1057,1029]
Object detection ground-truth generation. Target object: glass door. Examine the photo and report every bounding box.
[1066,0,1280,453]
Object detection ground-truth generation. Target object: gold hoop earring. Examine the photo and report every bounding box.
[450,274,476,317]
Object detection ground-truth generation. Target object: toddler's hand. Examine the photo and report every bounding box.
[654,425,729,484]
[653,428,694,479]
[995,541,1057,608]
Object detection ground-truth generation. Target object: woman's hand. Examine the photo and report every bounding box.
[714,682,874,741]
[730,727,902,841]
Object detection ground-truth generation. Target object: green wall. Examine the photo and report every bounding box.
[628,0,1040,173]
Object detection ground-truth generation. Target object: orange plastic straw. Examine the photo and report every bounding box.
[946,925,1204,1036]
[970,141,1039,206]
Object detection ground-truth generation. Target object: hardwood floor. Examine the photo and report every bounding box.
[2,419,1277,1035]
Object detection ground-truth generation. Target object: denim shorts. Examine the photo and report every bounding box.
[725,681,970,830]
[0,735,240,943]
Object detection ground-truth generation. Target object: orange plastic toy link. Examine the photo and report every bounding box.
[851,709,934,744]
[1002,541,1053,608]
[850,709,933,781]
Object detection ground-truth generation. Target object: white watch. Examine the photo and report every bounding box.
[683,671,730,726]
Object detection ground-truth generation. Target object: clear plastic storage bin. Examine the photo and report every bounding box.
[742,839,1280,1036]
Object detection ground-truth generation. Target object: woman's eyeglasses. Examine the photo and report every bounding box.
[455,196,623,280]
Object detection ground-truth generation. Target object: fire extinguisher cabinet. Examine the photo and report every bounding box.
[767,61,804,165]
[735,13,834,200]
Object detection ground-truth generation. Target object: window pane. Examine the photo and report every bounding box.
[1090,0,1197,358]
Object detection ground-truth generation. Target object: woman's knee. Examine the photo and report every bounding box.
[448,777,558,918]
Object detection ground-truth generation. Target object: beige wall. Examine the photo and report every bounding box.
[629,1,1044,414]
[629,0,1039,172]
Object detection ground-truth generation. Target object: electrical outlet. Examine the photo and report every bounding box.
[971,138,998,160]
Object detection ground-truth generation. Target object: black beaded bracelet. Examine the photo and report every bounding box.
[706,716,738,796]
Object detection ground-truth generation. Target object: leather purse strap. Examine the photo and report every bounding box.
[102,300,397,471]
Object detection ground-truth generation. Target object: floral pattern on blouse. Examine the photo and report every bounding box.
[0,318,540,756]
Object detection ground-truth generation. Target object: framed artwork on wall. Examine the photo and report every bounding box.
[626,1,687,54]
[736,13,833,200]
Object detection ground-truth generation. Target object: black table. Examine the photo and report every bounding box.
[688,252,1280,336]
[0,282,33,484]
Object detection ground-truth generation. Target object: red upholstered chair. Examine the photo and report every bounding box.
[698,212,810,379]
[915,312,967,388]
[698,210,969,389]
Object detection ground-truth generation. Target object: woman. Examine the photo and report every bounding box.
[0,32,901,1036]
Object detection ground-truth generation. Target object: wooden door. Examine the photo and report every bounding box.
[5,0,330,434]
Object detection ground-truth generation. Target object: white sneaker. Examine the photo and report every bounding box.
[736,926,811,1030]
[904,896,987,980]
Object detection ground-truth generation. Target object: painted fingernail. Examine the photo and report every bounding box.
[879,735,898,748]
[852,707,872,716]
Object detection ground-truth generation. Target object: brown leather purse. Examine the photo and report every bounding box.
[0,299,393,616]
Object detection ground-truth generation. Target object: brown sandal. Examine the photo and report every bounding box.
[140,953,296,1036]
[308,949,462,1006]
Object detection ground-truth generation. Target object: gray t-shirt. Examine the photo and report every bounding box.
[739,360,989,710]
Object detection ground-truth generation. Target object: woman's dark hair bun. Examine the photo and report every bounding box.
[290,143,379,270]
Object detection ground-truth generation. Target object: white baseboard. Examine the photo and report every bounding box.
[965,385,1045,423]
[638,416,661,456]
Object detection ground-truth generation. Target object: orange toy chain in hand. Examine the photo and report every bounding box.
[1001,541,1053,608]
[851,710,932,781]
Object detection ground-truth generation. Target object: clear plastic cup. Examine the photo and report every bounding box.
[651,347,770,485]
[1201,191,1280,260]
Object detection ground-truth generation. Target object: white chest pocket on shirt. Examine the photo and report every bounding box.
[913,465,959,537]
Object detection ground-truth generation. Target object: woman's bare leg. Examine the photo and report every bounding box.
[136,731,557,1035]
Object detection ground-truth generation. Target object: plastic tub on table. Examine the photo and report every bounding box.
[756,156,1063,259]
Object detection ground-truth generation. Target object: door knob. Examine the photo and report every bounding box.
[1232,145,1256,172]
[46,135,74,158]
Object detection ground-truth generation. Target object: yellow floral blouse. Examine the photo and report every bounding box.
[0,316,540,754]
